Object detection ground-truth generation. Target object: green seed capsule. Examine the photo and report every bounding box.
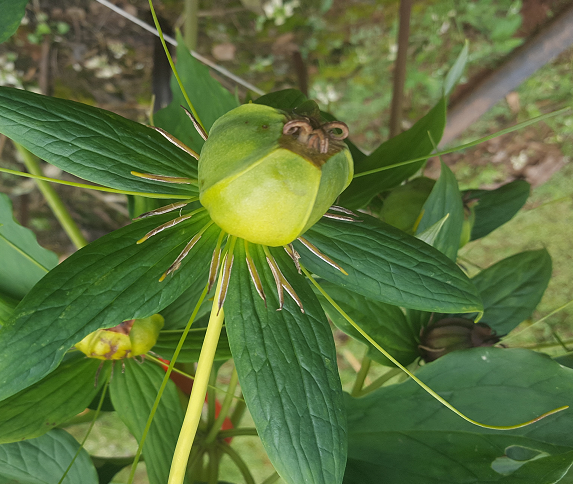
[75,315,164,360]
[198,103,353,246]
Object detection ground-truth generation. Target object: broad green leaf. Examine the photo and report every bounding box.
[294,215,482,314]
[464,180,530,241]
[473,249,552,334]
[0,429,98,484]
[443,41,469,97]
[154,32,239,153]
[0,0,27,44]
[344,348,573,484]
[160,276,212,330]
[317,281,419,366]
[0,210,218,401]
[416,161,464,261]
[0,193,58,300]
[0,292,18,326]
[0,354,110,443]
[254,88,308,110]
[110,360,185,484]
[0,87,197,197]
[340,98,447,209]
[153,326,232,362]
[226,243,347,484]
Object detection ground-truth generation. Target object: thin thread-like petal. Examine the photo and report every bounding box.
[208,231,226,292]
[217,236,237,313]
[245,241,266,305]
[323,213,362,222]
[131,171,196,185]
[264,246,304,313]
[182,106,208,141]
[329,205,358,216]
[135,201,191,220]
[148,126,199,159]
[284,244,302,274]
[137,214,194,244]
[297,236,348,275]
[159,233,202,282]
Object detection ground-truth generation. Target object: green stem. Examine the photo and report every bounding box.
[356,367,403,397]
[302,264,568,430]
[0,166,192,199]
[217,427,258,438]
[184,0,199,51]
[204,367,239,443]
[230,394,246,427]
[168,273,227,484]
[187,445,204,482]
[350,353,372,397]
[218,443,256,484]
[261,472,281,484]
[148,0,205,130]
[353,107,570,178]
[207,447,219,484]
[14,143,87,249]
[517,339,573,350]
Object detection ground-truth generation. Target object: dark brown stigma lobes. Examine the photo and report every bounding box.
[282,117,349,155]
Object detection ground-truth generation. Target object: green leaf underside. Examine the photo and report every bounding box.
[225,244,347,484]
[465,180,530,241]
[295,215,482,314]
[0,354,110,443]
[472,249,552,334]
[154,32,239,154]
[110,360,185,484]
[417,161,464,261]
[316,281,420,367]
[340,98,447,209]
[344,348,573,484]
[0,210,219,401]
[0,193,58,300]
[0,429,98,484]
[0,87,197,197]
[0,0,27,44]
[153,327,232,362]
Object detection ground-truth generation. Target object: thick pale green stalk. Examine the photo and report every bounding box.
[14,143,88,249]
[168,273,226,484]
[204,367,239,443]
[350,353,371,397]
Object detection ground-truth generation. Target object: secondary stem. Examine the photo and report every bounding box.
[168,273,226,484]
[14,143,88,249]
[204,367,239,444]
[350,353,372,397]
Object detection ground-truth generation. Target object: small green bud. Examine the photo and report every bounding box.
[75,315,164,360]
[198,103,353,246]
[459,201,476,248]
[419,317,500,362]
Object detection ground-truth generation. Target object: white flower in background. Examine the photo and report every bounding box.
[262,0,300,26]
[84,55,122,79]
[311,82,341,106]
[0,54,23,88]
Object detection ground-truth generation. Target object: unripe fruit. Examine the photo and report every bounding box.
[198,103,353,246]
[75,315,164,360]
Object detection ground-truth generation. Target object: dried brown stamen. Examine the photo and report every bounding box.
[135,201,192,220]
[149,126,199,159]
[182,106,208,141]
[245,241,266,306]
[297,237,348,275]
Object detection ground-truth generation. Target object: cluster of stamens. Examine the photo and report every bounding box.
[131,107,360,313]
